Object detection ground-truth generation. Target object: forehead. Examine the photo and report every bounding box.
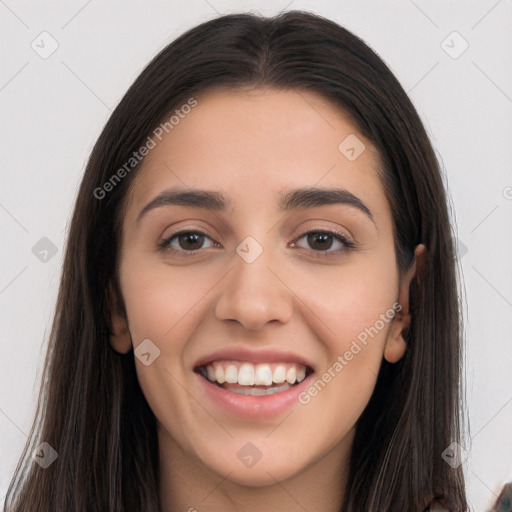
[124,87,388,223]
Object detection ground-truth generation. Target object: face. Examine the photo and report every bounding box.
[110,87,416,487]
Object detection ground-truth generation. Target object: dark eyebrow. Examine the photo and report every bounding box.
[136,186,375,225]
[278,187,375,224]
[137,188,231,224]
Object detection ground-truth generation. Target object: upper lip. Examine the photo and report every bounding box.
[193,345,315,371]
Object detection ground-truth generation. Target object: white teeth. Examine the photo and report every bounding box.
[237,363,255,385]
[272,364,286,384]
[214,365,225,384]
[229,382,292,396]
[225,364,238,384]
[285,366,296,384]
[202,361,310,387]
[254,364,273,386]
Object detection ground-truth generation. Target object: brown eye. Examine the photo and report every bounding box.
[158,230,217,255]
[307,232,335,251]
[292,230,356,254]
[175,232,205,250]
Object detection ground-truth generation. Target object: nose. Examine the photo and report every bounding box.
[213,242,294,331]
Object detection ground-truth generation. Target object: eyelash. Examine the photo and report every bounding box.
[157,228,356,258]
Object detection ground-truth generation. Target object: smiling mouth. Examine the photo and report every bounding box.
[195,360,314,396]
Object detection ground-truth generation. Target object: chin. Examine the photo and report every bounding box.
[200,450,307,488]
[219,465,302,488]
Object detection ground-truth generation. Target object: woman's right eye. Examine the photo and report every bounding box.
[158,231,218,256]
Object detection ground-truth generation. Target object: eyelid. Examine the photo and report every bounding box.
[157,228,219,254]
[290,223,354,244]
[289,228,356,259]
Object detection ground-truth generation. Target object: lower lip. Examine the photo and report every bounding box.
[194,371,314,420]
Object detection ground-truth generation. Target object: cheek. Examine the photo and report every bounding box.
[293,257,398,432]
[295,273,398,444]
[120,258,210,344]
[118,258,225,410]
[290,255,398,353]
[118,260,217,431]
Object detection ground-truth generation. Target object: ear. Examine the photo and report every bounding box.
[107,279,132,354]
[384,244,427,364]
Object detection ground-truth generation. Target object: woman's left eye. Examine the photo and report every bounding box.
[291,230,356,254]
[158,229,356,257]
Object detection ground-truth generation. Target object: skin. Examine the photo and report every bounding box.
[109,87,426,512]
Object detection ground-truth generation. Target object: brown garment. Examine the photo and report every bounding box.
[422,482,512,511]
[492,482,512,512]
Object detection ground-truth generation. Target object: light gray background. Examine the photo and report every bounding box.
[1,1,511,510]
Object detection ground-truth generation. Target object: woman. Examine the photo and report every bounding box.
[4,10,470,511]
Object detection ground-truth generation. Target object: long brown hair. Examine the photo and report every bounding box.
[4,10,468,511]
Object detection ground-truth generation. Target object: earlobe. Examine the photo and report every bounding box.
[106,280,132,354]
[109,319,132,354]
[383,309,410,363]
[384,244,427,364]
